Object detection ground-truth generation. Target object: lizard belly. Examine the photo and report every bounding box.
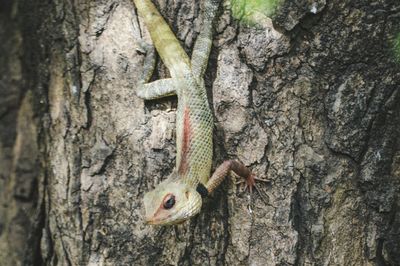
[176,90,213,187]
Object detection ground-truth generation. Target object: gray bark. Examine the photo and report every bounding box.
[0,0,399,265]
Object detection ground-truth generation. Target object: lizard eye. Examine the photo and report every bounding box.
[163,194,175,209]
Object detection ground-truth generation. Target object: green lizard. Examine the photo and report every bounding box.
[133,0,263,225]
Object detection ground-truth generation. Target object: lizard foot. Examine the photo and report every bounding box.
[235,174,270,204]
[235,174,269,192]
[207,160,269,204]
[136,39,154,54]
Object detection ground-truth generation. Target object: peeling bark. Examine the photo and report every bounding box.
[0,0,399,265]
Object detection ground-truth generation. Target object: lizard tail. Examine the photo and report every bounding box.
[133,0,191,76]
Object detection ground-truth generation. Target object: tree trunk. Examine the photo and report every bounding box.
[1,0,399,265]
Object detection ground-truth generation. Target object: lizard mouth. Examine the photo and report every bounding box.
[145,216,162,225]
[145,214,160,225]
[145,214,185,225]
[145,218,157,225]
[145,214,171,225]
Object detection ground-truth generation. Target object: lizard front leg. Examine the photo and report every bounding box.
[205,160,267,194]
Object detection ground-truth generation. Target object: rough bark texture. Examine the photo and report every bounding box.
[0,0,399,265]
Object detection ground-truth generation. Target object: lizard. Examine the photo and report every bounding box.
[133,0,265,225]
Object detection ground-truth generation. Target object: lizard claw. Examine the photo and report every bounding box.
[244,173,256,193]
[236,173,270,204]
[236,174,269,192]
[136,40,155,55]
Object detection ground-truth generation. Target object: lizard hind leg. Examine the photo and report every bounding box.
[135,41,178,100]
[191,0,222,79]
[136,40,156,84]
[136,78,177,100]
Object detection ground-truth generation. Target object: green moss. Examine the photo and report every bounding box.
[230,0,280,26]
[393,32,400,62]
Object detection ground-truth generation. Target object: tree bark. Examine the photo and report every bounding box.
[1,0,399,265]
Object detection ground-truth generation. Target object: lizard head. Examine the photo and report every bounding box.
[143,177,202,225]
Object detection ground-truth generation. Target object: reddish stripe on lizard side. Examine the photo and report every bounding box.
[178,107,191,175]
